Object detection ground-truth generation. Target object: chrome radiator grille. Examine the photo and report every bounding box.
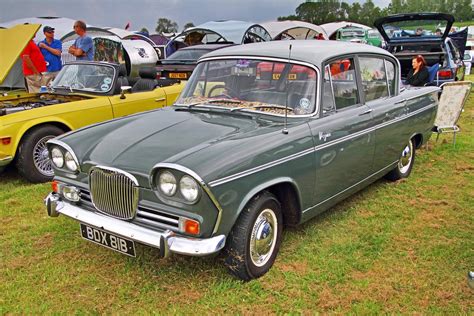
[89,166,139,220]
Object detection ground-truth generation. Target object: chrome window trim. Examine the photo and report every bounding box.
[197,55,321,117]
[47,139,81,173]
[384,59,391,97]
[150,162,224,235]
[208,102,436,187]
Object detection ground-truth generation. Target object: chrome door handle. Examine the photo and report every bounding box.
[155,97,166,102]
[359,108,372,116]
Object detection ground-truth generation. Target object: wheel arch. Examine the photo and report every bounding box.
[235,177,303,227]
[410,132,423,149]
[13,120,73,157]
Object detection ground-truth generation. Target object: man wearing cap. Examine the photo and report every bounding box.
[68,20,94,61]
[38,26,62,84]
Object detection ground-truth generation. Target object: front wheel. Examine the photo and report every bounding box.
[16,125,64,183]
[385,139,415,181]
[224,191,283,281]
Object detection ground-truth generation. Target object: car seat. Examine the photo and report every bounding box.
[114,63,130,94]
[131,67,158,93]
[426,64,440,85]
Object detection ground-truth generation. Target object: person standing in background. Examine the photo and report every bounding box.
[68,20,94,61]
[21,39,47,93]
[38,26,62,85]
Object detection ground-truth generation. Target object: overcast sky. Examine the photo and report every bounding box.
[1,0,390,32]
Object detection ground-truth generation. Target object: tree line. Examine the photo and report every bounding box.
[148,0,473,34]
[278,0,473,26]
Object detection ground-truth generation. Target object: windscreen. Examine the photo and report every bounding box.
[164,49,210,61]
[176,59,318,115]
[52,64,115,93]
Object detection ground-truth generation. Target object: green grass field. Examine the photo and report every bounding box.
[1,78,473,313]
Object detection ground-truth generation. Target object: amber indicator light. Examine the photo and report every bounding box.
[184,219,200,235]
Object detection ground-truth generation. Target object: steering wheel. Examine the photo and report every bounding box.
[207,84,238,98]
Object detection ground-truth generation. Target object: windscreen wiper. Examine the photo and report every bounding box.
[230,104,293,112]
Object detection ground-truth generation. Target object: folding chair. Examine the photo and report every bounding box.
[433,81,472,145]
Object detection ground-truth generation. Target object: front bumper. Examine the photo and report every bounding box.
[45,192,226,257]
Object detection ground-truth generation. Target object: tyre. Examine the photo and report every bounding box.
[224,191,283,281]
[16,125,64,183]
[385,138,415,181]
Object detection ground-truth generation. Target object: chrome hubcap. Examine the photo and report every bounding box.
[398,141,413,174]
[250,208,278,267]
[33,136,55,176]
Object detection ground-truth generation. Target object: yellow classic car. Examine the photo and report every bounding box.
[0,24,184,182]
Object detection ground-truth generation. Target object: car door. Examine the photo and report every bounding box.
[359,56,410,172]
[309,57,375,206]
[108,87,170,118]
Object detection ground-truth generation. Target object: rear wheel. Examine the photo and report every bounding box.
[16,125,64,183]
[385,139,415,181]
[224,191,283,281]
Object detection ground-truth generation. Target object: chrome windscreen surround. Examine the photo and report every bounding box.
[89,166,139,220]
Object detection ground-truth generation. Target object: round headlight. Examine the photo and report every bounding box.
[179,175,199,203]
[64,151,78,172]
[159,171,177,196]
[51,147,64,168]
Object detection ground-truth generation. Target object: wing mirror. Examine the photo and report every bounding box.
[120,86,132,99]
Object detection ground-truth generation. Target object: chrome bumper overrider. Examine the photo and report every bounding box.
[45,192,226,257]
[0,156,13,167]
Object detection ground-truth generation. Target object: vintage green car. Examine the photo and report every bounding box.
[45,41,439,280]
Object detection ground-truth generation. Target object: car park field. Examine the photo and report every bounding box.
[1,78,473,313]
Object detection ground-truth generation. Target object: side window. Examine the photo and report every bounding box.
[326,58,359,110]
[322,65,335,114]
[385,59,396,96]
[449,41,460,60]
[359,57,389,102]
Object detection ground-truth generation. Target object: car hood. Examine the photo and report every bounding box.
[58,107,301,186]
[0,24,41,85]
[374,13,454,44]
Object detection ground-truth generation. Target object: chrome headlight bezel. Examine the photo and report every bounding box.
[47,140,81,174]
[152,168,202,205]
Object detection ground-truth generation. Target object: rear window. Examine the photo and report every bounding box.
[382,19,448,40]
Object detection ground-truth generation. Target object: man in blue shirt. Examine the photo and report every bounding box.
[68,20,94,61]
[38,26,62,85]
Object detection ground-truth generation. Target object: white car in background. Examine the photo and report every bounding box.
[464,51,473,75]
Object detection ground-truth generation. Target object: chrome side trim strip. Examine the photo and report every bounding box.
[302,160,398,213]
[208,103,436,188]
[208,148,314,187]
[150,162,224,235]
